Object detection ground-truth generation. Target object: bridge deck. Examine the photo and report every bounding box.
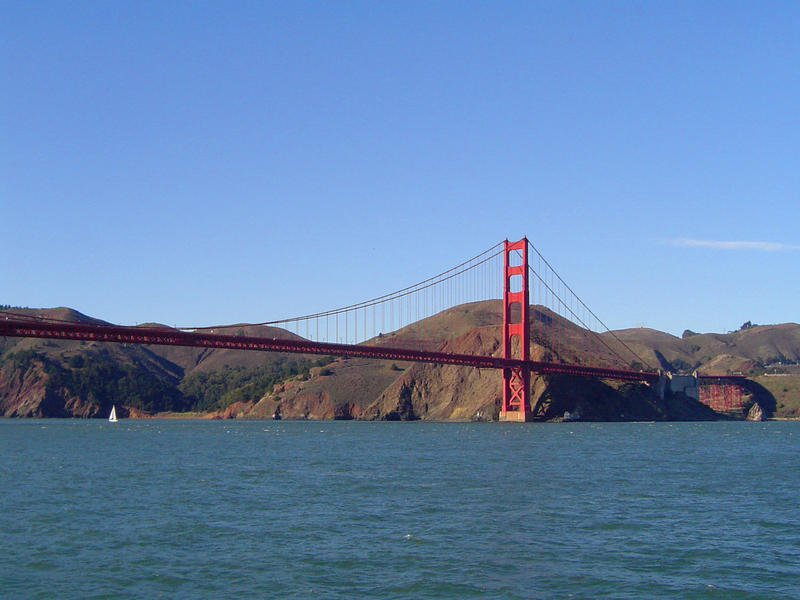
[1,318,659,383]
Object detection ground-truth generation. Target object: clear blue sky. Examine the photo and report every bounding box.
[3,1,798,336]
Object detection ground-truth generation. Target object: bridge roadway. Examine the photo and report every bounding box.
[1,318,661,383]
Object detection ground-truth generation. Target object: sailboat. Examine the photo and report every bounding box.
[108,405,118,422]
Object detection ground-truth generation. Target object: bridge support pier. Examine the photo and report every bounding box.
[501,365,533,421]
[499,238,533,422]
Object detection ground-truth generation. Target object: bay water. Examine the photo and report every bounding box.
[1,419,798,599]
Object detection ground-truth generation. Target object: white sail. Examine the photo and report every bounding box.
[109,405,118,422]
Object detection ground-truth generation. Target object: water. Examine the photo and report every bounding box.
[1,420,799,599]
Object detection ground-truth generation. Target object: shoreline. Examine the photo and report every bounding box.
[4,414,799,422]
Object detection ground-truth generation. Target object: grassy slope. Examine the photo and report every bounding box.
[1,311,317,378]
[0,310,325,416]
[611,323,800,375]
[755,375,800,418]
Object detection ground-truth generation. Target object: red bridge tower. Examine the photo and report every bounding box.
[500,238,532,421]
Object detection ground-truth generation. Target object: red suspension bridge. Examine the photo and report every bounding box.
[1,238,744,420]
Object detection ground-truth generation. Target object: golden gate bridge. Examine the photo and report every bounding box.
[0,238,744,420]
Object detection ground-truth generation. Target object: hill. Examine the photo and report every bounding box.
[1,304,798,419]
[0,308,330,418]
[608,323,800,375]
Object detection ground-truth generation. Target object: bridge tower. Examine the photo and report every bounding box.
[500,237,532,422]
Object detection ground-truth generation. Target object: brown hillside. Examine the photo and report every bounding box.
[3,305,799,420]
[363,325,680,422]
[367,327,503,420]
[612,323,800,374]
[248,358,412,420]
[146,324,306,375]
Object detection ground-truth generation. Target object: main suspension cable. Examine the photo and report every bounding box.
[524,241,653,370]
[184,241,504,331]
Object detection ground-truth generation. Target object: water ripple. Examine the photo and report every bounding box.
[1,420,799,598]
